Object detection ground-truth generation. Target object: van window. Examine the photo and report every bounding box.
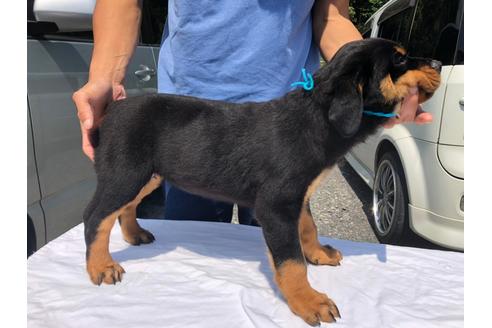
[407,0,462,65]
[140,0,167,46]
[378,6,414,46]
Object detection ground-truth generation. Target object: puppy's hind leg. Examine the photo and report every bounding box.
[84,198,123,285]
[84,170,160,285]
[118,174,163,245]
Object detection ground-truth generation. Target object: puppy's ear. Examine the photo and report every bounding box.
[328,80,363,138]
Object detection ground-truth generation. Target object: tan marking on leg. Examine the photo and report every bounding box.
[87,212,125,285]
[128,174,163,207]
[300,169,342,266]
[87,174,163,285]
[275,260,340,325]
[299,204,342,266]
[118,174,162,245]
[119,205,155,245]
[303,168,332,204]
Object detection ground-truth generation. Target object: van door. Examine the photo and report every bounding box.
[28,31,158,242]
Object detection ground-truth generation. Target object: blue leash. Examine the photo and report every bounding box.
[290,68,314,91]
[291,68,397,118]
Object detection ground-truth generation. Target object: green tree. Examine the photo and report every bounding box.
[349,0,390,32]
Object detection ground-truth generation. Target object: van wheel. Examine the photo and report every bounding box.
[28,217,36,258]
[371,151,409,244]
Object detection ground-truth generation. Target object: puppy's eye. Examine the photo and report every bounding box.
[393,53,407,66]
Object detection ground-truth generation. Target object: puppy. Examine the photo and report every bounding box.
[83,38,441,325]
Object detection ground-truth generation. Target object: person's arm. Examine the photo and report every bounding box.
[312,0,362,61]
[311,0,432,127]
[73,0,142,161]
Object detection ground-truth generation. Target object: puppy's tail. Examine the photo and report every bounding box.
[89,128,100,149]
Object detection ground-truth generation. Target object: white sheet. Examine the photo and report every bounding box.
[27,220,464,328]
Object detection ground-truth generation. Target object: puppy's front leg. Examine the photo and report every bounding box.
[299,202,343,266]
[256,195,341,325]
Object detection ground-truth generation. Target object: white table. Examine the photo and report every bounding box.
[28,220,464,327]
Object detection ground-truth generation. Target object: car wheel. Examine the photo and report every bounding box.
[371,151,409,244]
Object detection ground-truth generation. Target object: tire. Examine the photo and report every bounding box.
[27,217,36,258]
[371,151,409,244]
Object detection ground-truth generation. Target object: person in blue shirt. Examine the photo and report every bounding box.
[73,0,431,224]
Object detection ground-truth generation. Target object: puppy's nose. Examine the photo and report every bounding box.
[430,60,442,73]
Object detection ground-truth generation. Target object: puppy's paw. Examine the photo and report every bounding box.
[87,260,125,285]
[288,288,341,326]
[124,228,155,246]
[307,245,343,266]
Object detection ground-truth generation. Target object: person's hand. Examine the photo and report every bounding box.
[383,87,433,128]
[72,80,127,161]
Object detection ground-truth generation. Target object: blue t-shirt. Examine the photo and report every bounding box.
[157,0,320,103]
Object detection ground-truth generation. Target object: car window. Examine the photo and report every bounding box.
[377,6,415,46]
[407,0,463,66]
[46,31,94,42]
[140,0,167,46]
[361,18,373,38]
[454,16,464,65]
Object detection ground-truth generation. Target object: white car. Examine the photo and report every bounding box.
[345,0,464,250]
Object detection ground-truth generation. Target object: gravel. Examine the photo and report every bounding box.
[309,159,378,243]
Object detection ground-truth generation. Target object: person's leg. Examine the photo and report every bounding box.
[237,206,259,226]
[163,182,233,222]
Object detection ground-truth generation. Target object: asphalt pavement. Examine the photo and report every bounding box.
[309,159,452,251]
[309,159,378,243]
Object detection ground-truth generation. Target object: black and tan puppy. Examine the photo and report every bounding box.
[83,38,441,325]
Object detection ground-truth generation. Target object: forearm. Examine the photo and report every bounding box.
[89,0,142,84]
[312,0,362,61]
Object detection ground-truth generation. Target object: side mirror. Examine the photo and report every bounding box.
[33,0,96,32]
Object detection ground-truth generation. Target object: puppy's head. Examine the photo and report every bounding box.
[318,38,441,138]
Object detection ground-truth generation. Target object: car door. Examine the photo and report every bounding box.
[28,19,158,243]
[349,1,416,175]
[437,15,464,179]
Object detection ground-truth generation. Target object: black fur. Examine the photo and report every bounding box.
[83,38,439,268]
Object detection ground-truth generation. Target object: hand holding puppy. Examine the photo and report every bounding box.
[72,81,127,161]
[383,86,433,128]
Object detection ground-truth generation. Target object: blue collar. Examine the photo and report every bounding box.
[291,69,397,118]
[362,110,397,118]
[363,106,397,118]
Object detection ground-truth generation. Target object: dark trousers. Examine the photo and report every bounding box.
[163,182,258,226]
